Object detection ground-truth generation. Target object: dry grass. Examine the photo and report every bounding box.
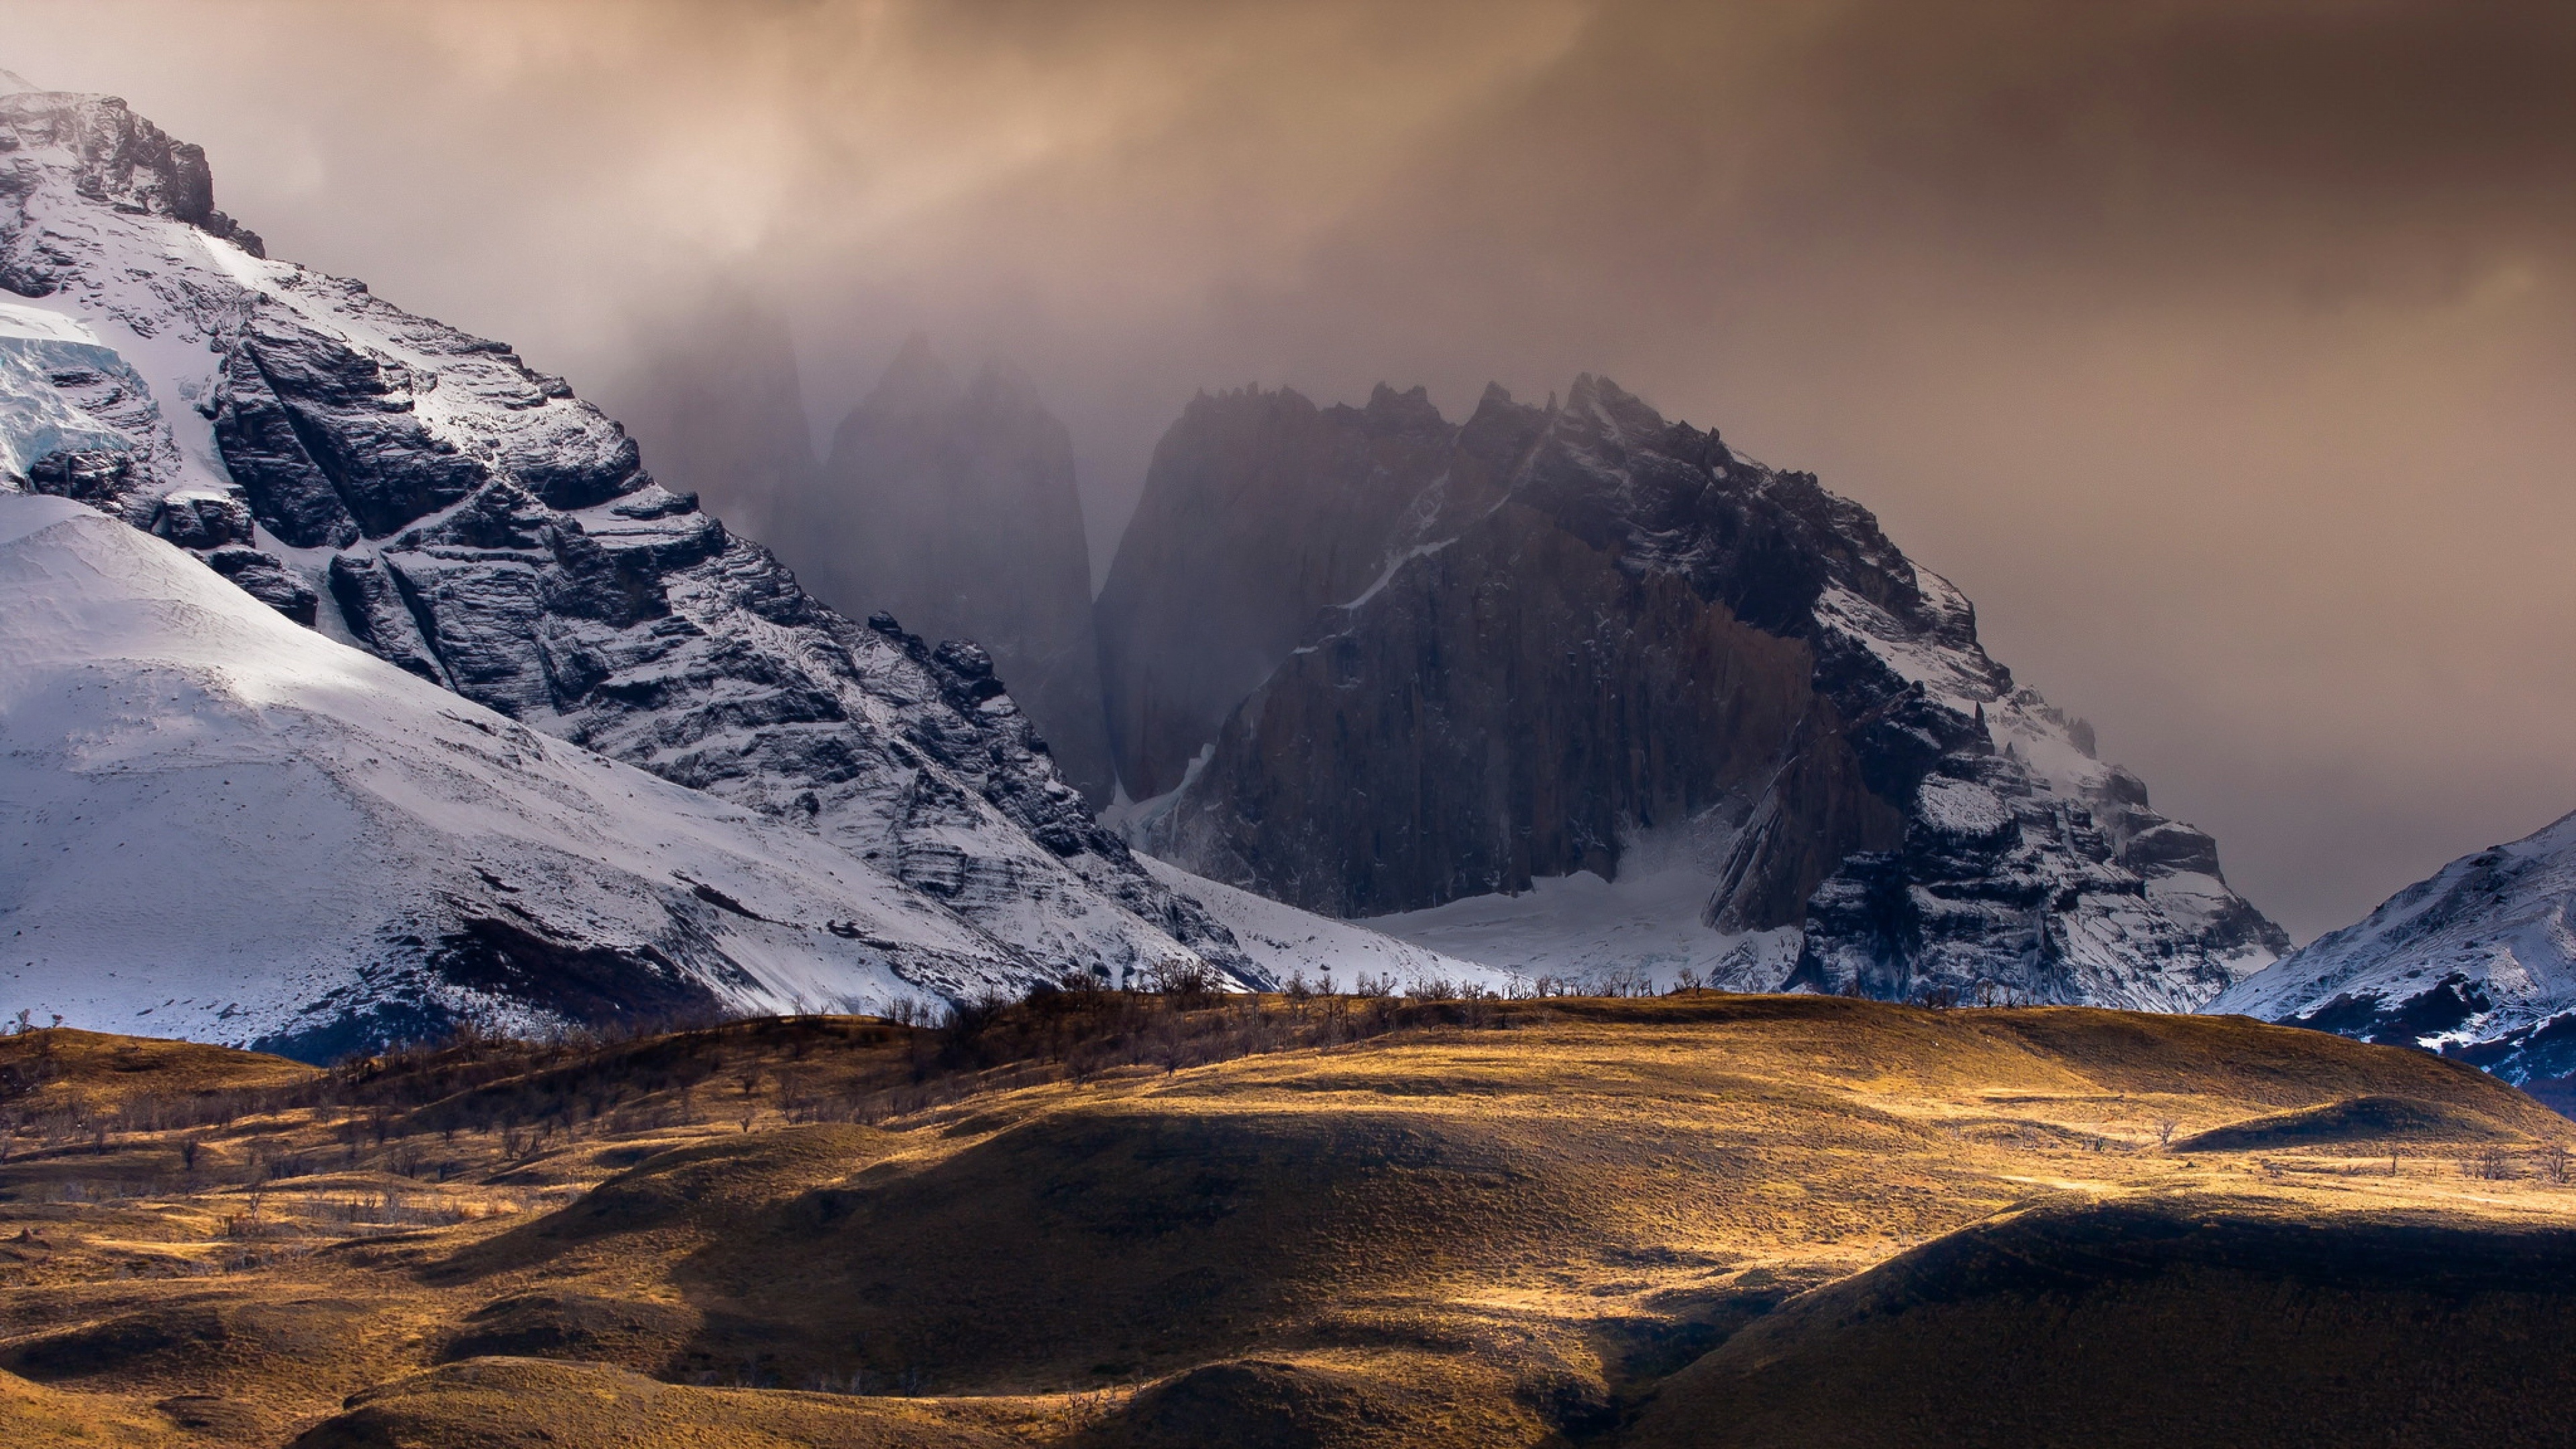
[0,994,2569,1446]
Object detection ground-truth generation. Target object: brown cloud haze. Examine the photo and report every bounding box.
[5,0,2573,940]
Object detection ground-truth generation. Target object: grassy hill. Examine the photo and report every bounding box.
[0,994,2569,1446]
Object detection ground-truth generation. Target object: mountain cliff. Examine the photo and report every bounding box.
[2211,809,2576,1093]
[0,79,1261,1035]
[1104,377,2288,1008]
[1096,382,1456,802]
[768,337,1116,804]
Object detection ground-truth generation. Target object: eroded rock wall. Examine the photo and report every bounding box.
[1095,382,1455,801]
[1106,374,2286,1008]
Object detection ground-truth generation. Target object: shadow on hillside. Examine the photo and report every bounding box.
[1631,1193,2576,1449]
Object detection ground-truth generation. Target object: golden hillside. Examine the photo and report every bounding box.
[1,994,2571,1447]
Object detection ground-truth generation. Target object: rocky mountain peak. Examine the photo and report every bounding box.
[1105,374,2286,1008]
[861,331,965,418]
[0,83,262,276]
[1360,381,1446,432]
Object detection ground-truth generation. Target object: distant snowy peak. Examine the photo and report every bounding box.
[0,79,1269,1028]
[2212,810,2576,1087]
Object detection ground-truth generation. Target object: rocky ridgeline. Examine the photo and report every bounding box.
[0,83,1252,1008]
[1102,376,2287,1010]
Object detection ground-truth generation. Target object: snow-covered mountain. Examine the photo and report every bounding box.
[1103,378,2288,1009]
[0,493,1028,1055]
[0,74,2285,1040]
[2210,810,2576,1090]
[0,78,1484,1049]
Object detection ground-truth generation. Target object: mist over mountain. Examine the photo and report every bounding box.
[599,320,1116,806]
[793,337,1114,804]
[592,288,815,545]
[13,1,2572,945]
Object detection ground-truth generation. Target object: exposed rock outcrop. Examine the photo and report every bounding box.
[1105,376,2286,1009]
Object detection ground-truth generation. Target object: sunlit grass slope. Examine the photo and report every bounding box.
[0,994,2570,1446]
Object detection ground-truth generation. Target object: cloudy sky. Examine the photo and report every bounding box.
[6,0,2572,939]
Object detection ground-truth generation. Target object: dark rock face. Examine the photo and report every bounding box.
[1106,375,2285,1008]
[765,336,1117,804]
[198,543,318,625]
[1155,497,1901,922]
[1096,382,1454,801]
[149,490,254,549]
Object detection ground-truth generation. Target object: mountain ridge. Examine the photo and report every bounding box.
[0,78,1519,1049]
